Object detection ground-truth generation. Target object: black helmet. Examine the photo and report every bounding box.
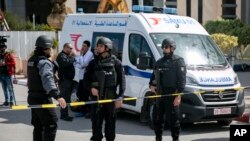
[96,37,112,50]
[35,35,53,50]
[161,38,176,49]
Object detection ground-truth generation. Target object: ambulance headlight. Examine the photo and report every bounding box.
[234,76,239,85]
[186,76,198,86]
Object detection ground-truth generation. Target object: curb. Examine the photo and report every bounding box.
[13,79,27,86]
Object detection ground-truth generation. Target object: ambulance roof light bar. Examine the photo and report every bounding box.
[132,5,177,15]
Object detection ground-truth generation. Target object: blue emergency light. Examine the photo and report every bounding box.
[132,5,177,15]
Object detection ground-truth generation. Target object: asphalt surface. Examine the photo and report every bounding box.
[0,71,249,141]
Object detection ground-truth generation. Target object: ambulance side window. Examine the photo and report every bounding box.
[129,34,153,69]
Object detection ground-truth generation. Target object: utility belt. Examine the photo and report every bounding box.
[101,87,117,99]
[158,87,177,95]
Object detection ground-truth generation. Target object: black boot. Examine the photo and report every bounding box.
[173,138,179,141]
[60,115,73,121]
[156,136,162,141]
[0,101,9,106]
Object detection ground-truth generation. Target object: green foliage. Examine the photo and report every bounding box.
[204,19,250,46]
[52,38,59,50]
[35,24,55,31]
[211,33,238,55]
[204,19,244,35]
[4,11,55,31]
[4,11,27,30]
[236,25,250,47]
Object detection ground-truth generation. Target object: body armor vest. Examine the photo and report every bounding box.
[95,56,117,88]
[27,55,47,97]
[156,57,178,90]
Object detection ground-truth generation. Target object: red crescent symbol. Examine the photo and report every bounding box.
[148,18,161,25]
[69,34,82,52]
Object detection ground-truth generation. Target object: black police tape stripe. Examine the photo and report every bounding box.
[0,86,248,111]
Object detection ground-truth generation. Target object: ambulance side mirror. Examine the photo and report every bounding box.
[137,52,151,70]
[224,54,230,61]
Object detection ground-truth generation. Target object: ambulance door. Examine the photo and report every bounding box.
[123,32,155,112]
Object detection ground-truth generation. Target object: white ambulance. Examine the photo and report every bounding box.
[60,10,245,127]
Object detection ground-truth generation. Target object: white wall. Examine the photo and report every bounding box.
[0,31,56,60]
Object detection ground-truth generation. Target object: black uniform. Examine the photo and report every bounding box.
[27,54,62,141]
[85,55,125,141]
[56,51,75,119]
[149,54,186,141]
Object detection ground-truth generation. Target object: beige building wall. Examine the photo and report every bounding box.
[126,0,133,12]
[203,0,222,24]
[66,0,77,13]
[177,0,186,16]
[236,0,241,19]
[191,0,198,21]
[177,0,242,24]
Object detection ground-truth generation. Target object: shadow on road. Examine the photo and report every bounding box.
[192,138,228,141]
[0,109,231,137]
[181,122,229,134]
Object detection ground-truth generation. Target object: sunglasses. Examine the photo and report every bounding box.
[67,46,73,50]
[163,45,172,49]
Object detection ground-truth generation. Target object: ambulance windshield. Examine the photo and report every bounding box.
[150,33,228,68]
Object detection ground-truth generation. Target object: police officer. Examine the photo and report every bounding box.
[149,38,186,141]
[27,35,66,141]
[85,37,125,141]
[56,43,76,121]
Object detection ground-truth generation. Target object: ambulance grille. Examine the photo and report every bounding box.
[201,89,237,102]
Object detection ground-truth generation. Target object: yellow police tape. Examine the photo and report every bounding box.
[0,86,247,111]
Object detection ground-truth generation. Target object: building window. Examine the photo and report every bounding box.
[198,0,203,23]
[77,1,99,13]
[186,0,191,17]
[166,0,177,8]
[222,0,237,19]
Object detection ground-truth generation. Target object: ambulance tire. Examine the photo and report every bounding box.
[147,99,155,130]
[217,119,232,126]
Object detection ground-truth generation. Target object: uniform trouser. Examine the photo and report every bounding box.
[59,78,74,117]
[28,97,58,141]
[153,96,181,140]
[90,102,116,141]
[77,79,91,113]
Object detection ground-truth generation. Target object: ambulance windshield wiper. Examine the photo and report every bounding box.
[187,64,213,69]
[211,64,227,68]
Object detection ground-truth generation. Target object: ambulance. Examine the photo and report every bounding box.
[60,7,245,127]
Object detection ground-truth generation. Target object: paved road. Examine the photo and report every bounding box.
[0,72,249,141]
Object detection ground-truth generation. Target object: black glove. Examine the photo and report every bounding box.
[49,89,62,100]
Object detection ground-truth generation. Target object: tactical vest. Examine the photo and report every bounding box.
[155,56,178,90]
[95,56,117,88]
[27,55,47,97]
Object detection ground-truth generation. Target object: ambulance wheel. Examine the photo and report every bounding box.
[217,119,232,126]
[147,100,155,130]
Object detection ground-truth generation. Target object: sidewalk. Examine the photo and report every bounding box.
[14,74,27,86]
